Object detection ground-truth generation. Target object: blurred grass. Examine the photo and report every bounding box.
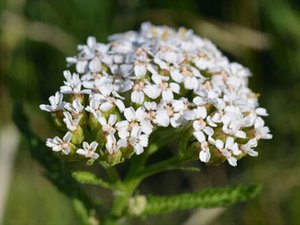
[3,142,79,225]
[1,0,300,224]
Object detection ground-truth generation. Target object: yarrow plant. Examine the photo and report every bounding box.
[18,22,272,224]
[41,22,271,167]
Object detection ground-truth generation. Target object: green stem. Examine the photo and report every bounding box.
[135,155,192,180]
[100,162,120,183]
[104,178,142,225]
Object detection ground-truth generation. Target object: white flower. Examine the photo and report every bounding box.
[46,132,72,155]
[67,37,111,73]
[98,114,117,135]
[60,70,90,94]
[41,23,272,166]
[92,93,125,112]
[170,66,203,90]
[131,80,149,104]
[228,62,251,78]
[141,102,158,134]
[40,92,65,112]
[221,106,246,139]
[241,138,258,157]
[116,107,150,138]
[63,112,81,131]
[76,141,99,159]
[214,137,241,166]
[105,134,127,154]
[199,141,211,163]
[134,61,147,78]
[191,107,215,145]
[64,99,84,115]
[144,74,180,101]
[155,100,186,128]
[85,97,102,120]
[129,126,149,155]
[254,117,272,140]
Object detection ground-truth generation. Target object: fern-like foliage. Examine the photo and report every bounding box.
[140,185,261,216]
[72,171,111,189]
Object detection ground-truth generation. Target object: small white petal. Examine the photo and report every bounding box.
[215,139,224,150]
[76,61,88,73]
[199,150,211,163]
[89,58,102,72]
[162,89,173,101]
[256,108,268,116]
[193,131,205,142]
[100,102,114,111]
[170,83,180,94]
[144,85,161,99]
[124,107,136,121]
[154,110,169,127]
[76,149,86,155]
[134,145,144,155]
[227,157,237,167]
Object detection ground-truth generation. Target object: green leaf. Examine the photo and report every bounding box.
[178,166,201,172]
[72,171,111,189]
[140,185,261,217]
[72,198,93,225]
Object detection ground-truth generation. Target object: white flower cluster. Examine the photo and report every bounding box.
[40,22,272,166]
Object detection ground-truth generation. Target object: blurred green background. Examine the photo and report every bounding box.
[0,0,299,224]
